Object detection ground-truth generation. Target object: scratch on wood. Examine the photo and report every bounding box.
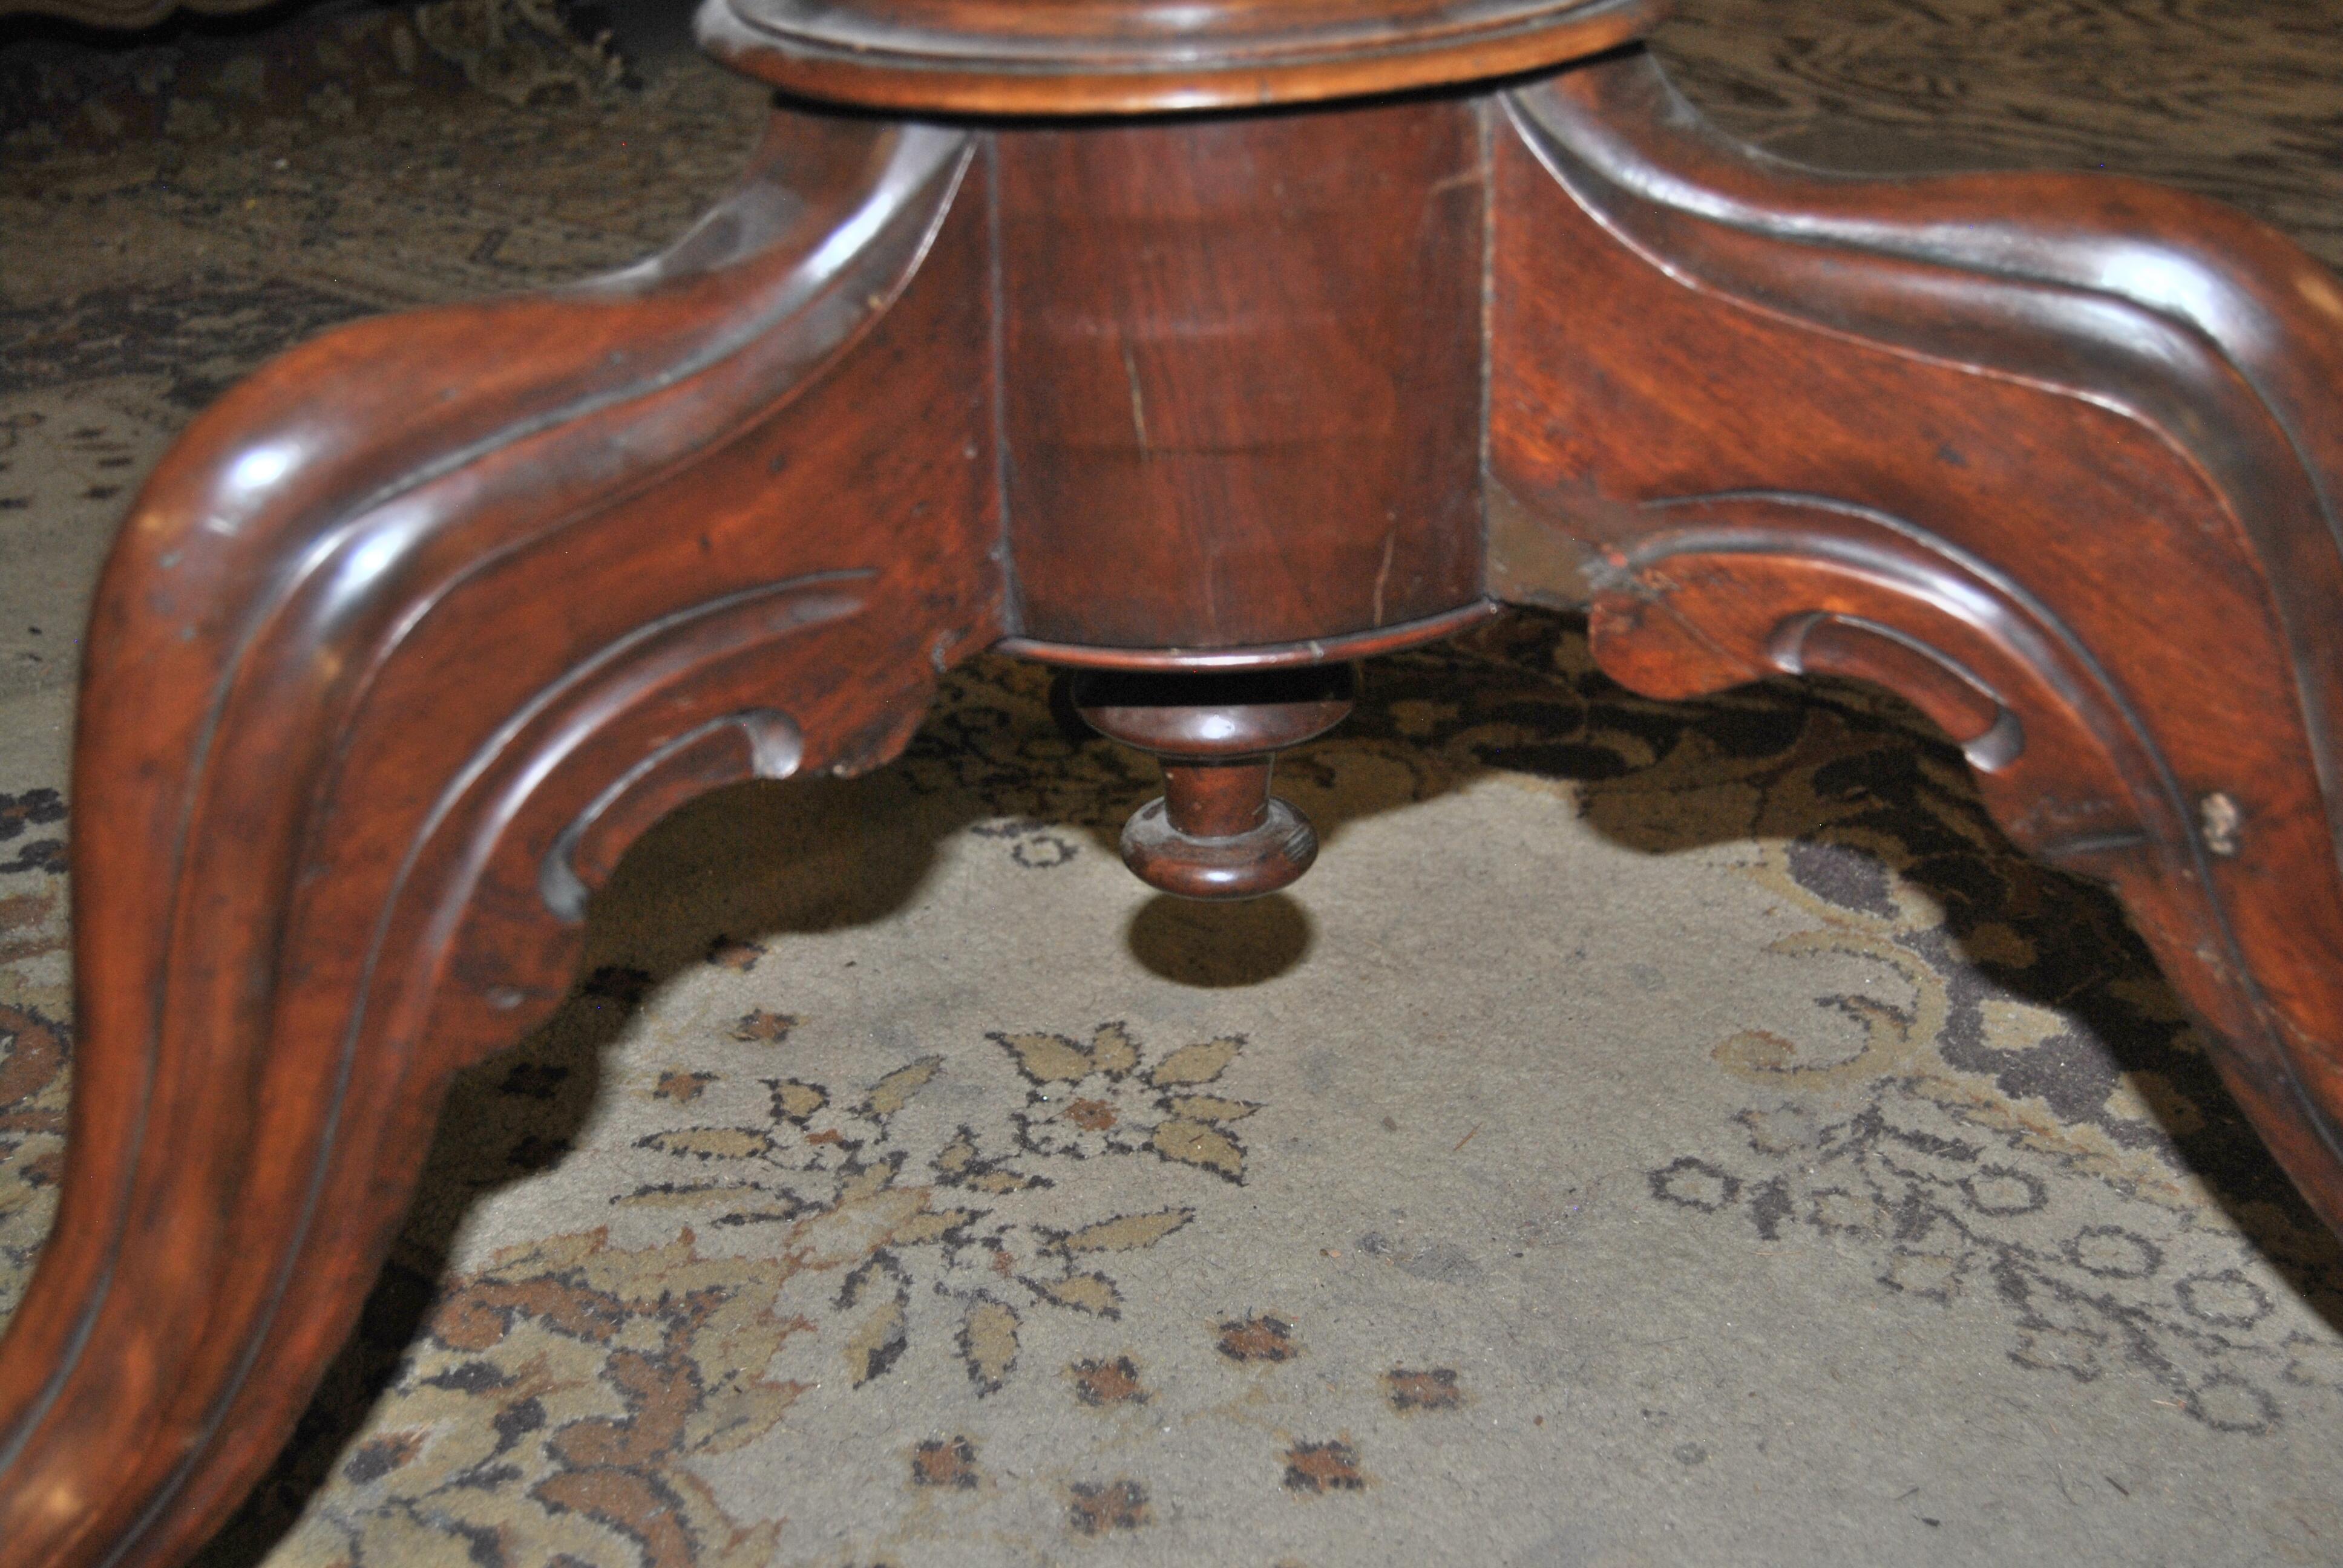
[1372,526,1397,626]
[1119,338,1149,451]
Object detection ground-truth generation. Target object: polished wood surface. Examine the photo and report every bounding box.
[995,599,1504,672]
[0,115,1002,1568]
[1487,50,2343,1244]
[8,11,2343,1566]
[700,0,1662,114]
[997,96,1486,650]
[1073,667,1356,900]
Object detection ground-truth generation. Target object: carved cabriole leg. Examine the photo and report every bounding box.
[1489,50,2343,1231]
[0,114,1000,1568]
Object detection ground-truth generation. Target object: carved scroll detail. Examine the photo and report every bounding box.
[1584,491,2157,871]
[1771,614,2024,771]
[1489,47,2343,1241]
[541,708,808,922]
[0,112,998,1568]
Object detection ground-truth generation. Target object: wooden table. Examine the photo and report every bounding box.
[8,2,2343,1561]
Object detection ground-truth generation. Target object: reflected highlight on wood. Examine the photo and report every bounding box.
[1486,49,2343,1243]
[1073,668,1356,901]
[6,5,2343,1565]
[0,115,1000,1568]
[700,0,1662,114]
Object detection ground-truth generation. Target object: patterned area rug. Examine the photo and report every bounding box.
[5,3,2343,1564]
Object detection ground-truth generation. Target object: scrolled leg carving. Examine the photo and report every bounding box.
[1490,48,2343,1236]
[0,109,1001,1568]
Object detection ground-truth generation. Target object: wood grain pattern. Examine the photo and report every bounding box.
[10,8,2343,1563]
[0,112,1001,1568]
[699,0,1662,114]
[997,96,1486,650]
[1487,47,2343,1236]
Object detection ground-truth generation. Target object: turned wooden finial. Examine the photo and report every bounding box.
[1072,667,1355,901]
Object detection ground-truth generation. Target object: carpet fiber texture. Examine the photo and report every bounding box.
[4,2,2343,1564]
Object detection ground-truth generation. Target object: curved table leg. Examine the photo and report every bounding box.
[0,111,1000,1568]
[1489,49,2343,1235]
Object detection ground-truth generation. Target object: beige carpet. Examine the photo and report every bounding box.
[5,3,2343,1564]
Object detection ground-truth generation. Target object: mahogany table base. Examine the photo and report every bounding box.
[8,19,2343,1567]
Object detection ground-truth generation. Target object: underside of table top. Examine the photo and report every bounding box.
[700,0,1665,113]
